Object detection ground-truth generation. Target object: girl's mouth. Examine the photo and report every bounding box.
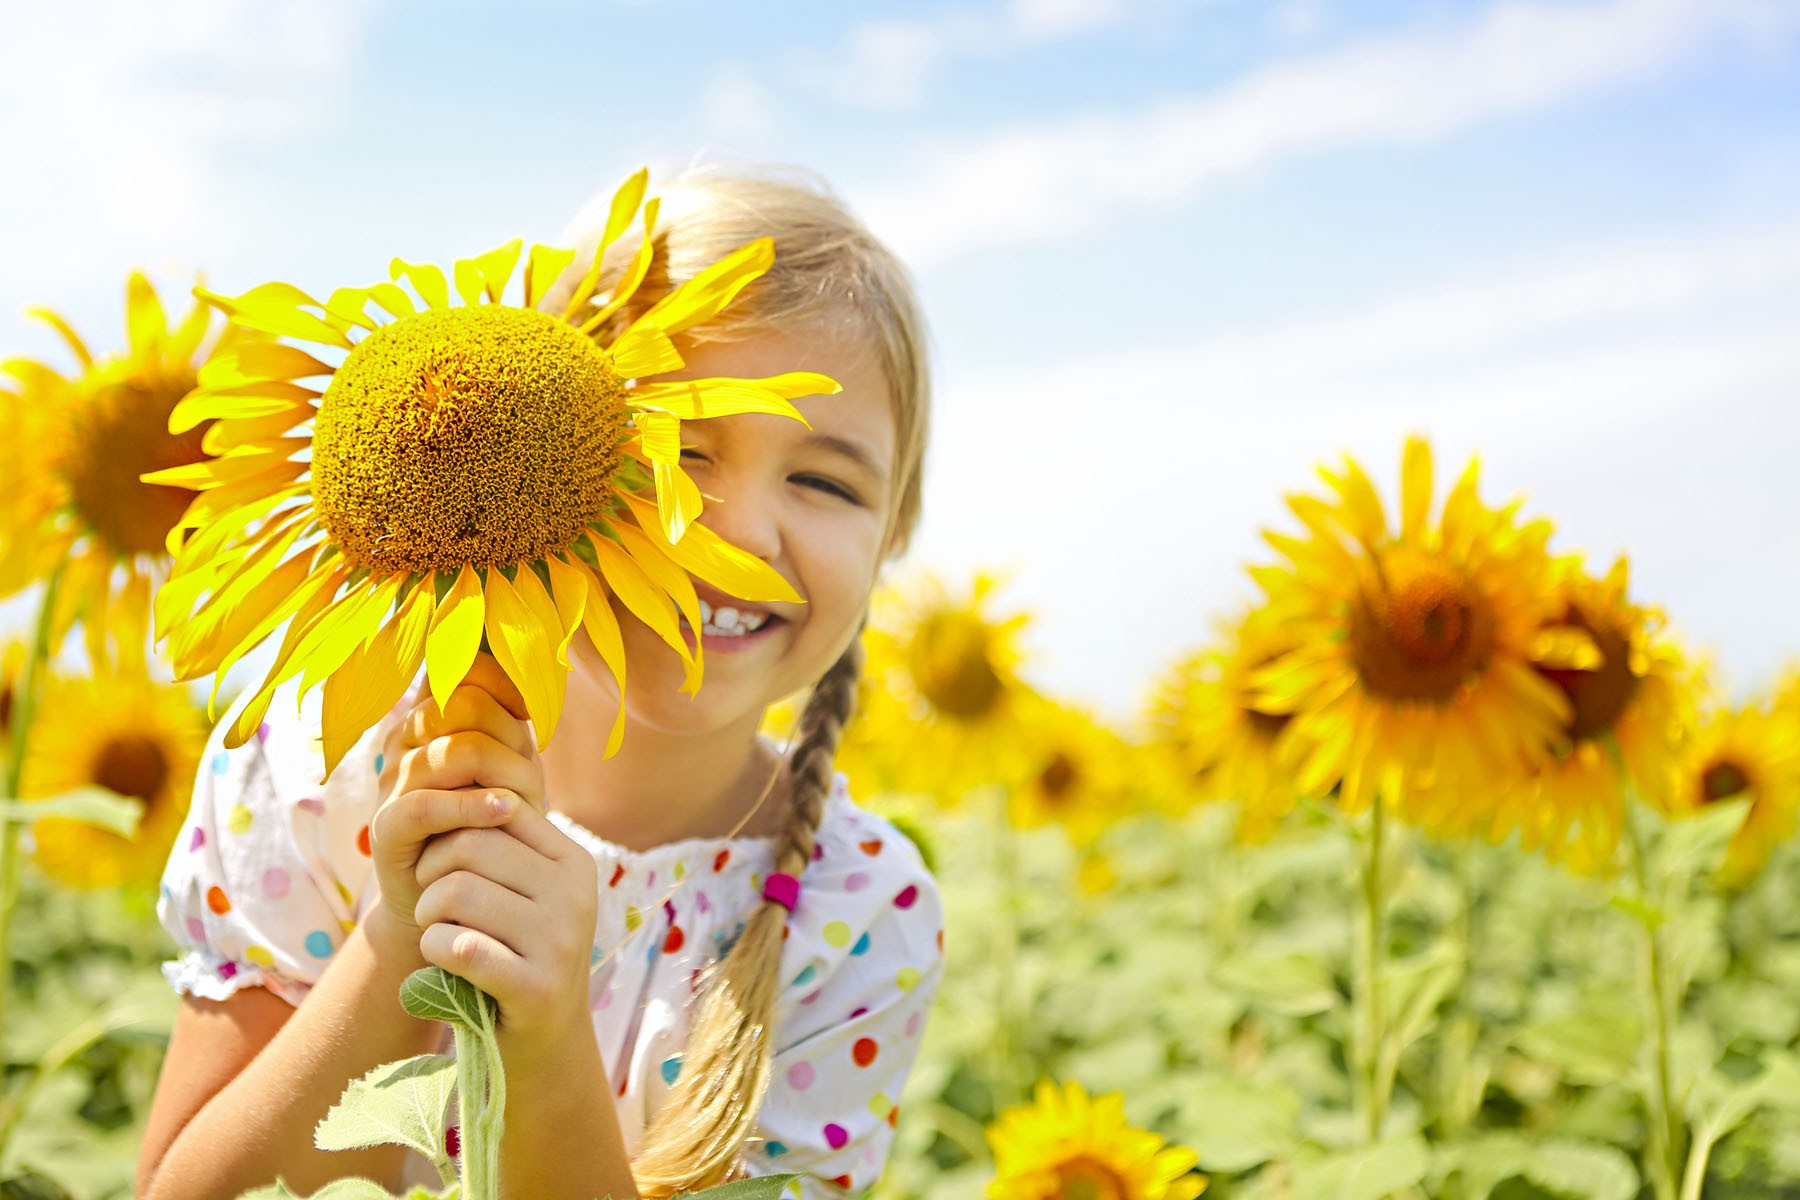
[678,599,787,654]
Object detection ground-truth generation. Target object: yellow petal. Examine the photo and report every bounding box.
[1531,625,1602,671]
[24,306,93,368]
[223,564,348,738]
[463,238,523,304]
[543,553,588,668]
[166,289,214,363]
[1401,435,1433,542]
[170,387,313,433]
[197,341,333,389]
[202,406,312,455]
[570,555,628,757]
[619,492,801,603]
[126,273,168,360]
[633,237,773,335]
[591,535,697,691]
[614,522,702,643]
[321,581,433,777]
[633,411,702,544]
[390,258,450,310]
[582,196,662,332]
[197,283,353,349]
[609,323,684,379]
[427,564,484,716]
[627,372,835,422]
[361,281,416,321]
[559,172,649,319]
[141,441,308,489]
[482,567,567,749]
[321,287,380,334]
[525,245,579,311]
[299,573,404,697]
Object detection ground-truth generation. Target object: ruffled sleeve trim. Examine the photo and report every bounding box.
[160,949,311,1008]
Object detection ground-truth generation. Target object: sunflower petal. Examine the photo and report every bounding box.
[299,574,404,698]
[390,259,450,311]
[591,534,698,691]
[198,283,353,349]
[1401,435,1433,541]
[321,582,433,777]
[619,492,801,603]
[525,245,579,311]
[609,323,684,379]
[634,237,773,336]
[471,239,523,303]
[543,553,588,668]
[427,564,485,716]
[570,556,629,757]
[483,567,567,750]
[24,306,93,368]
[142,441,308,489]
[632,411,702,544]
[167,289,216,363]
[614,523,702,648]
[202,407,313,455]
[627,372,835,423]
[126,273,168,359]
[197,342,333,389]
[170,388,312,433]
[583,197,662,332]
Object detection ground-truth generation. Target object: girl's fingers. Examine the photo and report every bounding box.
[414,826,547,899]
[453,653,530,722]
[414,869,539,957]
[395,730,543,808]
[402,684,535,759]
[371,786,521,870]
[419,921,526,997]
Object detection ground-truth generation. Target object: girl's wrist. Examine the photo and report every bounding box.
[361,905,429,973]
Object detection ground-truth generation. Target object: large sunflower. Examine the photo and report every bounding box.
[20,672,206,890]
[1249,436,1577,824]
[145,170,832,776]
[848,572,1036,807]
[1674,705,1800,886]
[1007,697,1133,850]
[1146,609,1309,841]
[986,1079,1205,1200]
[1473,557,1695,872]
[1,276,235,668]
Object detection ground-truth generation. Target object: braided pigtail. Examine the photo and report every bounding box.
[629,633,865,1196]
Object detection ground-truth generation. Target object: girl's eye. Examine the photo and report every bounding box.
[679,448,708,462]
[794,474,860,504]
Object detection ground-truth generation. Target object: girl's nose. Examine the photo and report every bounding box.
[695,477,783,565]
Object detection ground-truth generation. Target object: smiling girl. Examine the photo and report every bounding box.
[136,166,940,1200]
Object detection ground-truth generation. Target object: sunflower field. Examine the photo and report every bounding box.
[2,259,1799,1200]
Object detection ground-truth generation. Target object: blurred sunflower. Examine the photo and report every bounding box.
[0,275,236,668]
[987,1079,1205,1200]
[146,170,828,775]
[1675,705,1800,886]
[1249,436,1575,825]
[849,572,1036,807]
[1470,557,1696,872]
[1146,609,1308,841]
[20,672,206,890]
[1007,698,1132,851]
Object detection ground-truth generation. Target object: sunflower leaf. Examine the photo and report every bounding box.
[0,788,143,836]
[314,1053,457,1172]
[399,966,494,1029]
[674,1175,802,1199]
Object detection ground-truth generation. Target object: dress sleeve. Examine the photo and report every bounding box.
[743,794,946,1198]
[155,683,390,1008]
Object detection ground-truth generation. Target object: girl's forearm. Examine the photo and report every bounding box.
[140,910,447,1200]
[498,1020,638,1200]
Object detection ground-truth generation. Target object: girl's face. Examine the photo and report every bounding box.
[572,326,899,737]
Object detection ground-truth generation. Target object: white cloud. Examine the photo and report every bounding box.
[856,0,1800,266]
[905,220,1800,714]
[0,0,362,338]
[695,64,782,145]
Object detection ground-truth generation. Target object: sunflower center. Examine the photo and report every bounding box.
[1701,759,1752,804]
[1052,1156,1128,1200]
[1038,751,1079,805]
[1534,603,1640,742]
[1348,552,1496,703]
[61,368,209,556]
[91,734,171,803]
[907,611,1004,719]
[312,306,627,574]
[1243,653,1292,737]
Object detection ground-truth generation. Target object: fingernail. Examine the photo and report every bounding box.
[488,794,514,818]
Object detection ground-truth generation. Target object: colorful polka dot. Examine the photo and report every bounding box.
[373,753,385,774]
[858,839,883,856]
[823,1123,849,1151]
[845,871,871,893]
[674,859,687,881]
[206,886,231,914]
[713,848,731,872]
[822,920,851,948]
[227,804,254,834]
[355,825,372,856]
[590,945,603,968]
[868,1092,891,1118]
[645,937,660,964]
[832,1174,853,1189]
[298,796,325,815]
[598,986,613,1010]
[661,1055,682,1085]
[647,870,656,887]
[211,752,230,776]
[812,843,824,861]
[663,925,685,953]
[896,966,922,992]
[305,930,334,958]
[849,1006,869,1019]
[801,989,822,1006]
[852,1037,879,1067]
[764,1141,788,1159]
[261,867,291,900]
[245,944,274,968]
[185,917,205,942]
[786,1061,815,1090]
[625,905,642,932]
[894,884,919,909]
[792,964,817,987]
[695,890,712,914]
[851,931,872,956]
[188,827,205,852]
[905,1011,923,1037]
[609,863,626,887]
[218,961,238,980]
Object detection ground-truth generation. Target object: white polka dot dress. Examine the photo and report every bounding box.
[155,685,945,1197]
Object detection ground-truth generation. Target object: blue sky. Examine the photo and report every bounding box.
[2,0,1798,714]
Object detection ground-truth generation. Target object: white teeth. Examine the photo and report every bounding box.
[715,606,742,630]
[694,603,771,638]
[698,599,715,625]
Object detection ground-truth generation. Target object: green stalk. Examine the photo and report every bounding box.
[1623,801,1681,1200]
[990,784,1025,1105]
[453,994,507,1200]
[0,563,68,1096]
[1357,796,1390,1144]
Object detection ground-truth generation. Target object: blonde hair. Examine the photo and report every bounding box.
[549,164,931,1196]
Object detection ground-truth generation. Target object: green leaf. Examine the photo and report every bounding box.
[1513,1009,1642,1086]
[1174,1075,1303,1172]
[0,1171,78,1200]
[674,1175,802,1199]
[314,1053,457,1172]
[400,966,494,1028]
[1438,1133,1638,1200]
[1286,1135,1430,1200]
[0,788,144,837]
[1210,950,1341,1016]
[232,1178,417,1199]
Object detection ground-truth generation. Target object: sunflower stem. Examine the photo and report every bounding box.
[0,561,68,1131]
[990,784,1027,1106]
[1357,796,1391,1145]
[1623,799,1682,1200]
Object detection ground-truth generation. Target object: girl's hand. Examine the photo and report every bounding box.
[368,655,546,959]
[411,790,601,1061]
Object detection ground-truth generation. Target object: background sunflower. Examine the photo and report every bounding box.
[986,1079,1204,1200]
